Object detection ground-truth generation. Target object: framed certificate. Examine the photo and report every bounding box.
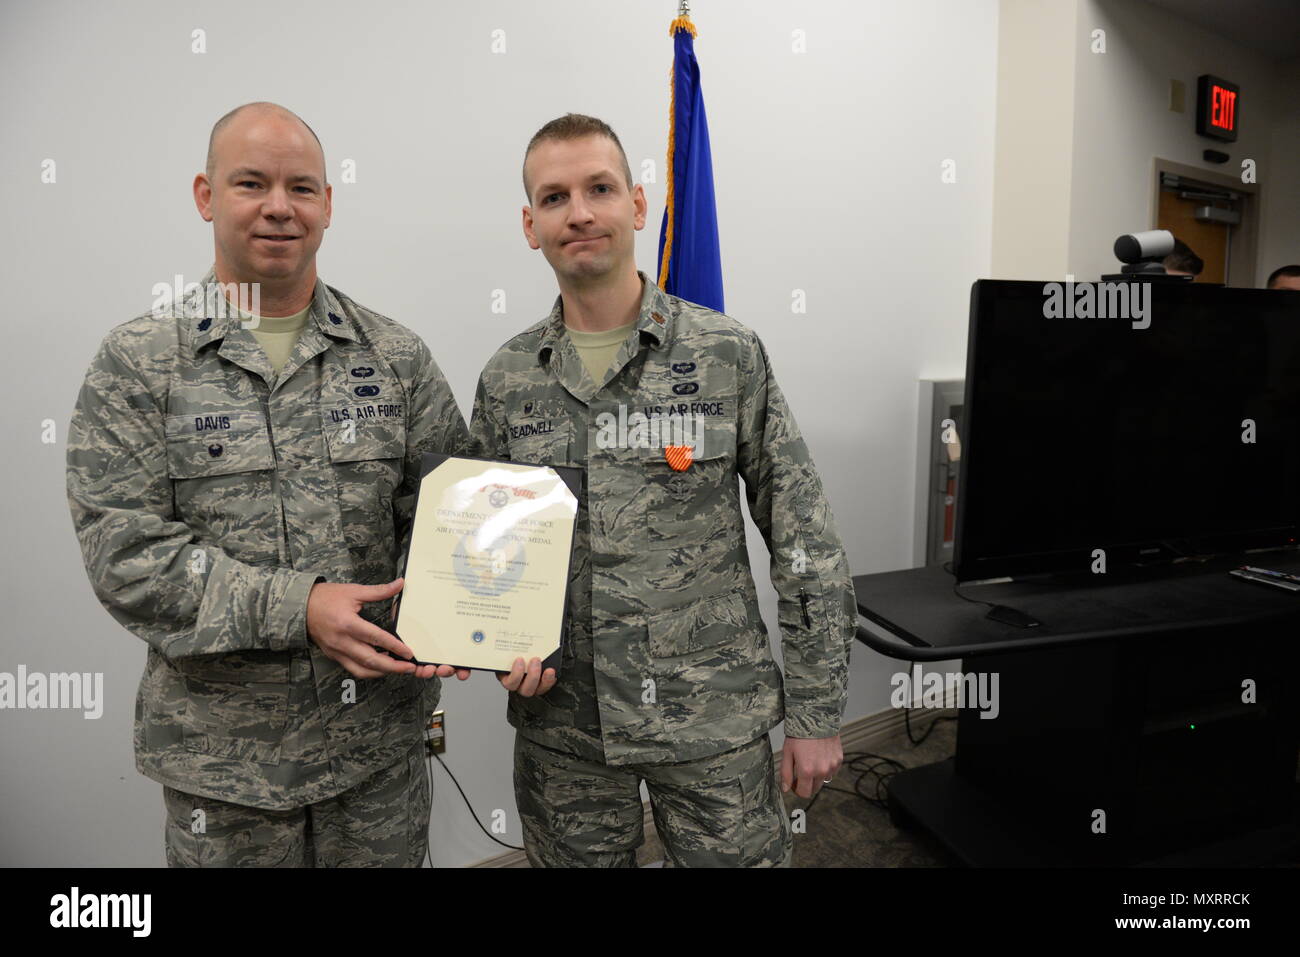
[393,453,580,672]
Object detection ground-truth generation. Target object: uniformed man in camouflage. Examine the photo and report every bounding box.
[66,102,471,867]
[470,114,857,867]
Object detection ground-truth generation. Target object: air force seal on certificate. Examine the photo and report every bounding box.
[394,454,580,673]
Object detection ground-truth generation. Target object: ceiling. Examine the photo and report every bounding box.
[1140,0,1300,61]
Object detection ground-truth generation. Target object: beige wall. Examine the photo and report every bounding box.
[991,0,1081,279]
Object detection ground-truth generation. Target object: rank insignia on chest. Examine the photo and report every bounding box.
[665,445,694,471]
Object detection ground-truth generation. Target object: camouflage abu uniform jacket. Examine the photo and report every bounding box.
[67,268,470,809]
[470,272,856,765]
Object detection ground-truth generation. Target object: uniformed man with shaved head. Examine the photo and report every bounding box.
[67,102,471,866]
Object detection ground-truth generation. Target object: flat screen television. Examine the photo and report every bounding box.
[953,279,1300,582]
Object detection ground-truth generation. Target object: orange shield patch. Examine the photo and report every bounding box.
[664,445,694,471]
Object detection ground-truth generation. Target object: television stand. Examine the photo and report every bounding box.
[853,553,1300,866]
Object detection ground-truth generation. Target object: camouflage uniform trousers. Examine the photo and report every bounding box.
[162,745,429,867]
[514,732,792,867]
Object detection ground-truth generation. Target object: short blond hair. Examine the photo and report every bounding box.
[522,113,633,201]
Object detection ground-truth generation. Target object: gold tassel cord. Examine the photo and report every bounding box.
[667,16,697,38]
[658,15,697,290]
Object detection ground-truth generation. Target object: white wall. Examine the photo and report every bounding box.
[0,0,1000,867]
[1068,0,1299,284]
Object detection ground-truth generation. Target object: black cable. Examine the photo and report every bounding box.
[800,750,908,814]
[429,751,524,852]
[798,707,958,814]
[424,745,434,868]
[904,705,957,745]
[943,560,999,608]
[854,760,903,807]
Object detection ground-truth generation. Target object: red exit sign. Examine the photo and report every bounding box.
[1196,74,1239,142]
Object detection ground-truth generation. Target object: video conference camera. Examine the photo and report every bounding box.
[1103,229,1188,282]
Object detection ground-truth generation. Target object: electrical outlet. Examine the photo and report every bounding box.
[425,709,446,755]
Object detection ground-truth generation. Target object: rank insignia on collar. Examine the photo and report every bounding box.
[664,445,694,471]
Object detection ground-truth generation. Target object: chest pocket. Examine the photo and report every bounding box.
[641,418,739,550]
[506,416,572,467]
[165,411,273,476]
[324,416,407,580]
[165,412,279,562]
